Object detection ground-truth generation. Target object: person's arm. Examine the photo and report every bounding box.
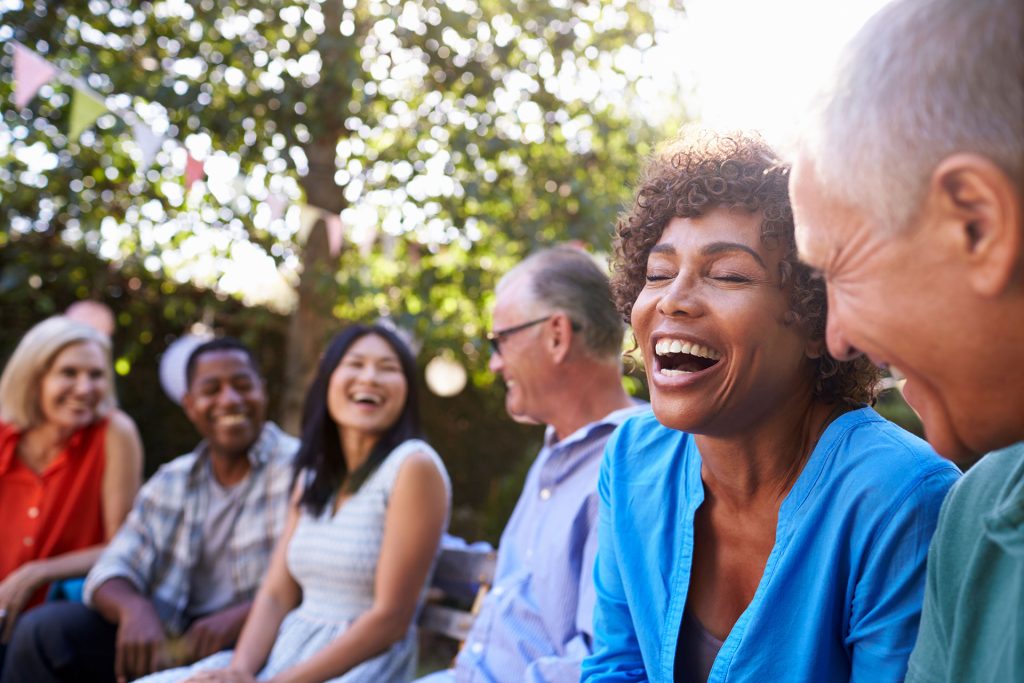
[0,411,144,641]
[92,576,169,683]
[581,447,649,682]
[101,409,144,538]
[183,599,254,661]
[848,467,959,683]
[266,451,448,683]
[520,496,600,682]
[904,505,952,683]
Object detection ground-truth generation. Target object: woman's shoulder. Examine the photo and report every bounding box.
[606,409,689,463]
[816,407,960,516]
[831,406,958,477]
[382,439,450,486]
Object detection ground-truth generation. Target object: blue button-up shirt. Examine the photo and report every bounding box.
[454,403,647,683]
[583,407,960,682]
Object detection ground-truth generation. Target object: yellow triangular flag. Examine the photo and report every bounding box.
[68,89,107,140]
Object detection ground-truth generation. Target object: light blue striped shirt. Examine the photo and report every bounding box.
[452,403,647,683]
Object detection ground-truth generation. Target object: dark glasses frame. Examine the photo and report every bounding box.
[486,315,580,355]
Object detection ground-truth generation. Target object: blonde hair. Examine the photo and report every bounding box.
[0,316,117,430]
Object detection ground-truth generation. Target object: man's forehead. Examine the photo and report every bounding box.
[789,158,833,267]
[192,349,258,379]
[493,271,533,317]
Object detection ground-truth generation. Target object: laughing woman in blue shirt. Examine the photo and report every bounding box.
[581,130,961,683]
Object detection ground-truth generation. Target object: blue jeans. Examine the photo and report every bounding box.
[0,601,117,683]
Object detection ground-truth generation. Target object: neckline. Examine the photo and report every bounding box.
[670,406,874,678]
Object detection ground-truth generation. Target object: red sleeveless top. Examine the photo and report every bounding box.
[0,418,109,608]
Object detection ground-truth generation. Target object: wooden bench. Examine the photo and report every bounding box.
[419,545,498,645]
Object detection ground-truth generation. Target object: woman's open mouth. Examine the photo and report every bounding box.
[653,337,722,377]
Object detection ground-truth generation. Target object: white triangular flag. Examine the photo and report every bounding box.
[267,194,288,222]
[131,121,163,171]
[297,204,324,245]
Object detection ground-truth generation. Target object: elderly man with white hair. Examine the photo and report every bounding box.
[788,0,1023,680]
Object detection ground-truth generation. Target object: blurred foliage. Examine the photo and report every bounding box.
[0,0,683,542]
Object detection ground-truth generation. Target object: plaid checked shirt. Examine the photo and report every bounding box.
[83,421,299,636]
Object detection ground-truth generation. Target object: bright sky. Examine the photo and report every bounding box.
[651,0,893,144]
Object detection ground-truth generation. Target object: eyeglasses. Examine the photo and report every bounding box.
[486,315,580,355]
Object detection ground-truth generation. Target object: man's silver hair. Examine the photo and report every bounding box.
[499,246,624,362]
[800,0,1023,233]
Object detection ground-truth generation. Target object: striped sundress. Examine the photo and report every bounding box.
[140,439,451,682]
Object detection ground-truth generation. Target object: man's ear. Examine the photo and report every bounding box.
[548,312,574,364]
[932,154,1022,297]
[181,391,197,422]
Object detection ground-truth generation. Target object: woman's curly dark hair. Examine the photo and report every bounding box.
[611,129,880,405]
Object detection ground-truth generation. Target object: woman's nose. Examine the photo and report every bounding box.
[655,273,704,318]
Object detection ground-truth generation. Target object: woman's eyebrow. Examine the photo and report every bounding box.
[701,241,767,269]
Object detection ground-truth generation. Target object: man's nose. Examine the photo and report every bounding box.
[825,312,861,361]
[217,383,244,405]
[488,349,503,374]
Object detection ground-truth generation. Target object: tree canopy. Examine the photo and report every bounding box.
[1,0,682,537]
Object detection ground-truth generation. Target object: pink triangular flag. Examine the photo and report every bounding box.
[184,154,205,190]
[13,44,58,109]
[324,214,343,257]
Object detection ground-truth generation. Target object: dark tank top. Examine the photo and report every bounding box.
[675,607,725,682]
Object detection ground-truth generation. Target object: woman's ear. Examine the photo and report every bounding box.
[805,337,826,361]
[931,154,1022,298]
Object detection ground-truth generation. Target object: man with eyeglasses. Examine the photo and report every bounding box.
[419,246,645,683]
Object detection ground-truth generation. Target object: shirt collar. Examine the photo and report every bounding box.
[187,421,281,479]
[542,401,648,452]
[983,442,1024,556]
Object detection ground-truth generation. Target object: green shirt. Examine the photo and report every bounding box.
[906,442,1024,683]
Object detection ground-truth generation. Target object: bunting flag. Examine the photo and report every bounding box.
[68,89,108,140]
[324,213,343,257]
[297,204,323,244]
[266,194,288,222]
[12,43,57,109]
[356,222,378,257]
[131,121,163,171]
[184,154,205,189]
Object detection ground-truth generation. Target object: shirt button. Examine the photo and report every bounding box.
[27,506,39,518]
[539,488,551,500]
[526,549,533,559]
[471,642,483,654]
[23,537,34,547]
[492,586,504,596]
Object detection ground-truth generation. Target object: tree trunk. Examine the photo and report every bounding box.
[279,137,348,434]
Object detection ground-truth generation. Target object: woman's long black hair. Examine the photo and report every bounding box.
[293,324,422,515]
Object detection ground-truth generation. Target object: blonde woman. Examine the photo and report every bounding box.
[0,317,142,651]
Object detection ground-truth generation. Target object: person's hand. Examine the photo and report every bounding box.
[183,604,247,661]
[114,597,167,683]
[183,668,258,683]
[0,562,44,642]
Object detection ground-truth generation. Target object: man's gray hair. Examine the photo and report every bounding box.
[502,246,624,361]
[800,0,1023,233]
